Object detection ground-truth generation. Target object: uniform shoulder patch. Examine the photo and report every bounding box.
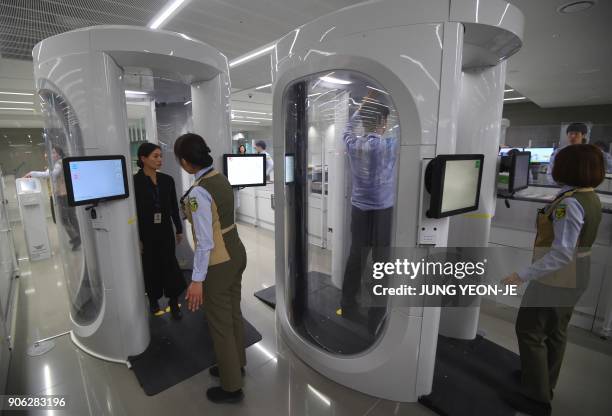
[554,203,567,220]
[189,197,199,212]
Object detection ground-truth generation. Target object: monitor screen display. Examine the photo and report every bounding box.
[510,152,531,192]
[285,154,295,184]
[499,147,523,156]
[223,154,266,187]
[17,179,39,193]
[63,156,129,206]
[426,154,484,218]
[441,159,482,214]
[526,147,554,164]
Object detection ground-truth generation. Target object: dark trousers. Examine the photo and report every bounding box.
[204,228,247,392]
[516,281,583,403]
[341,205,392,310]
[141,227,186,300]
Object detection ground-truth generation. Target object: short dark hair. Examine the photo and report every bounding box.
[174,133,213,169]
[52,145,65,159]
[136,142,161,168]
[255,140,267,150]
[552,144,605,188]
[566,122,588,136]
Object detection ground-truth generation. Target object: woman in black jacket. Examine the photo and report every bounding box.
[134,143,186,319]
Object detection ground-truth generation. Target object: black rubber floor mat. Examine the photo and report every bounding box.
[128,308,262,396]
[419,335,522,416]
[254,286,276,308]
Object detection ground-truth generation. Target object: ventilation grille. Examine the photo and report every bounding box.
[0,0,166,60]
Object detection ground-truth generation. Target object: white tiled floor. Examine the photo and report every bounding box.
[5,220,612,415]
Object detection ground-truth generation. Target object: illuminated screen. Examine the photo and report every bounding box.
[441,159,481,214]
[224,154,266,187]
[285,155,295,183]
[526,148,554,163]
[67,158,127,203]
[499,147,523,156]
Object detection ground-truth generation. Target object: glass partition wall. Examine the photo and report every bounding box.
[284,71,400,354]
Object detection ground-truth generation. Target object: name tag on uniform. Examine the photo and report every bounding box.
[153,213,162,224]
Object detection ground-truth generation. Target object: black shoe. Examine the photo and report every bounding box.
[206,386,244,404]
[168,298,182,320]
[209,366,245,378]
[149,299,162,315]
[502,392,551,416]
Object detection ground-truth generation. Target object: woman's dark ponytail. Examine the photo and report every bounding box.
[174,133,213,169]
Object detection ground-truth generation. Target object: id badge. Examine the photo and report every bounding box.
[153,213,162,224]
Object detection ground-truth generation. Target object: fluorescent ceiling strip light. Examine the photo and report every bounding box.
[366,85,389,95]
[184,100,192,105]
[231,120,261,124]
[245,116,272,121]
[0,100,33,104]
[149,0,187,29]
[229,44,276,68]
[319,75,352,85]
[504,88,514,92]
[125,90,148,95]
[255,83,272,90]
[232,110,269,115]
[503,96,527,101]
[0,107,35,111]
[0,91,34,96]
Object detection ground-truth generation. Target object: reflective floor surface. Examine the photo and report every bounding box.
[5,220,612,415]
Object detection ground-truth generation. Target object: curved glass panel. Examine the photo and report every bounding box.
[284,71,400,354]
[40,90,103,325]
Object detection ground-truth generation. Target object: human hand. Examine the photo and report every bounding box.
[185,281,203,312]
[501,272,524,286]
[176,233,183,244]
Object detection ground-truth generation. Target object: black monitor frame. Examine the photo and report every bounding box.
[508,151,531,194]
[63,155,129,207]
[425,154,485,219]
[222,153,267,188]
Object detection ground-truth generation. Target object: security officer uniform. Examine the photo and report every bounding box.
[516,186,601,404]
[182,166,247,392]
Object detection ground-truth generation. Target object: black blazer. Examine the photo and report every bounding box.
[133,170,183,239]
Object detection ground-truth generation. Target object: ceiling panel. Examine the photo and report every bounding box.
[506,0,612,107]
[0,0,166,60]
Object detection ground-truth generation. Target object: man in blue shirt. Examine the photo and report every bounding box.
[339,92,398,333]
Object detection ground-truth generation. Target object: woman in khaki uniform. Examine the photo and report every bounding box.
[175,133,247,404]
[502,144,605,416]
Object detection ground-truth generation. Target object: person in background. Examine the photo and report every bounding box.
[25,145,80,250]
[238,144,247,154]
[547,122,588,178]
[177,133,247,404]
[255,140,274,180]
[502,144,604,416]
[339,90,399,334]
[134,143,185,319]
[593,141,612,173]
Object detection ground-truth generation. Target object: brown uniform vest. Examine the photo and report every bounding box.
[182,169,236,266]
[533,188,601,288]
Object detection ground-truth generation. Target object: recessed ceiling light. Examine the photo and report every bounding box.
[319,76,352,85]
[558,1,596,14]
[254,83,272,90]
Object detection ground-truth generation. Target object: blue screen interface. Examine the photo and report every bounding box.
[69,159,126,202]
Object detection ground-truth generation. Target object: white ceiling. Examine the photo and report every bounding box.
[505,0,612,107]
[0,0,609,131]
